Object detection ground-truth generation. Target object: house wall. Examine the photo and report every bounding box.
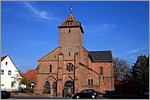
[1,56,21,91]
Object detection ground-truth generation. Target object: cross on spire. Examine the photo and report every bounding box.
[70,7,73,14]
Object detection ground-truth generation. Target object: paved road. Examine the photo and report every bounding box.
[8,95,149,99]
[9,95,105,99]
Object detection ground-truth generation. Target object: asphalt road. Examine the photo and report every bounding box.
[8,95,149,99]
[9,95,105,99]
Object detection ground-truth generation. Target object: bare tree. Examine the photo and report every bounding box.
[113,58,130,81]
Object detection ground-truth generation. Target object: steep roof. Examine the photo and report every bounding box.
[24,70,37,83]
[89,51,113,62]
[1,56,7,61]
[1,55,22,77]
[58,14,84,33]
[60,14,79,26]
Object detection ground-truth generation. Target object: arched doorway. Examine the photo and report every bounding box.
[63,81,74,97]
[53,81,57,96]
[43,81,51,94]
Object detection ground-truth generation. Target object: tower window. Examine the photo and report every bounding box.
[67,21,73,26]
[69,29,71,33]
[50,65,52,72]
[100,67,103,75]
[69,52,71,56]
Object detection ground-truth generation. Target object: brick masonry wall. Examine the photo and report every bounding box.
[59,28,83,60]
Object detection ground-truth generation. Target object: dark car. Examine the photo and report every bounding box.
[1,91,11,99]
[72,89,97,99]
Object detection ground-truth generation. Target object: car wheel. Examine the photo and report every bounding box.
[92,95,95,99]
[76,95,80,99]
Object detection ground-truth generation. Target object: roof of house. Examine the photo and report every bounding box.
[1,56,7,61]
[89,51,113,62]
[24,70,37,83]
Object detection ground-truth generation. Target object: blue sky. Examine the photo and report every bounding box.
[1,1,149,73]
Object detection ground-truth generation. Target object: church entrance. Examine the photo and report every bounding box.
[63,81,74,97]
[43,81,51,94]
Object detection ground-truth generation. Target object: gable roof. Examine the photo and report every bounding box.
[1,55,7,61]
[24,70,37,83]
[89,51,113,62]
[1,55,22,77]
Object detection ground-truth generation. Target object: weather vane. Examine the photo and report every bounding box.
[70,7,73,14]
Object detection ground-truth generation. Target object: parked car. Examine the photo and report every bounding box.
[72,89,97,99]
[1,91,11,99]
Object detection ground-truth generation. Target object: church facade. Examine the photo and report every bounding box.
[34,13,115,97]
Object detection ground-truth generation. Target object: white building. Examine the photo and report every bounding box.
[1,55,22,91]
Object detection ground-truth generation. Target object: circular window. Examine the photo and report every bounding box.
[66,63,74,72]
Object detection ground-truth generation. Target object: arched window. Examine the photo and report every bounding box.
[43,81,50,94]
[53,82,57,96]
[50,65,52,72]
[88,79,90,86]
[100,67,103,75]
[91,79,93,86]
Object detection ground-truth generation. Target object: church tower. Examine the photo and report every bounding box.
[58,12,84,60]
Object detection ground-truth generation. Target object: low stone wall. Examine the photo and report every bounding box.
[11,93,53,97]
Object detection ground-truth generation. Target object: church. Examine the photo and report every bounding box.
[34,11,115,97]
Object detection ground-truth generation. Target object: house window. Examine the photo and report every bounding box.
[11,82,15,87]
[69,52,71,56]
[1,70,4,75]
[8,70,11,75]
[100,67,103,75]
[69,29,71,33]
[50,65,52,72]
[6,62,8,65]
[67,21,73,26]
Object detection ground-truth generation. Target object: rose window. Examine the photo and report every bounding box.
[66,63,74,72]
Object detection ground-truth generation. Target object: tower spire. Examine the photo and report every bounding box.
[70,7,73,14]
